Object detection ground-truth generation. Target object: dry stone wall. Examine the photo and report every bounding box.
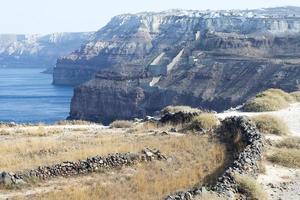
[0,148,166,186]
[166,116,264,200]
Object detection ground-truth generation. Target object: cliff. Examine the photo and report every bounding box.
[60,7,300,123]
[0,32,92,68]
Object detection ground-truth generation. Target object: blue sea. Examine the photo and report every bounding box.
[0,67,73,124]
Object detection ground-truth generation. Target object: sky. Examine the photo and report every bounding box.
[1,0,300,34]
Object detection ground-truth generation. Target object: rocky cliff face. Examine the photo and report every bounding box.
[62,7,300,123]
[0,32,92,68]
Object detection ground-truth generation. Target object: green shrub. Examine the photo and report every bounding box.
[251,115,290,136]
[110,120,133,128]
[268,148,300,168]
[187,113,219,131]
[234,174,268,200]
[243,89,295,112]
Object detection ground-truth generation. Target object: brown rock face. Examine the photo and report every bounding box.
[70,72,146,124]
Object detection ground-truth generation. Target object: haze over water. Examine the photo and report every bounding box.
[0,68,73,124]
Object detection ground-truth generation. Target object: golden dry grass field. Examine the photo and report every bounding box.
[0,122,231,200]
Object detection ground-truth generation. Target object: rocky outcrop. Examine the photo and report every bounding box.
[59,7,300,122]
[0,148,166,186]
[0,32,92,69]
[166,116,264,199]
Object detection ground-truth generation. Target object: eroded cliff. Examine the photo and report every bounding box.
[58,7,300,123]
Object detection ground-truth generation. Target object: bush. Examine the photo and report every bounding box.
[162,105,201,114]
[276,137,300,149]
[243,89,295,112]
[234,174,268,200]
[291,91,300,102]
[110,120,133,128]
[251,115,290,136]
[268,148,300,168]
[187,113,219,131]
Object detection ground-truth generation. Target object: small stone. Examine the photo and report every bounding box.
[0,172,13,185]
[170,128,177,132]
[145,151,154,157]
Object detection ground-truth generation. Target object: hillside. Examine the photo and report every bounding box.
[0,32,92,68]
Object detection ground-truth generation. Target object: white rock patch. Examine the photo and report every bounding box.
[167,49,184,73]
[149,76,161,87]
[150,52,165,65]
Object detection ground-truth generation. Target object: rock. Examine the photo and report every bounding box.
[0,172,13,185]
[170,128,177,132]
[145,151,154,157]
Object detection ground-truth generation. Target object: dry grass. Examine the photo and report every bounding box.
[162,105,202,114]
[55,120,95,125]
[267,148,300,168]
[234,174,268,200]
[0,126,61,137]
[186,113,219,131]
[251,115,290,136]
[0,118,232,200]
[275,137,300,149]
[243,88,296,112]
[268,136,300,168]
[11,133,230,200]
[291,91,300,102]
[110,120,134,128]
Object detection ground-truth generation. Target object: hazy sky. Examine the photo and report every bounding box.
[1,0,300,34]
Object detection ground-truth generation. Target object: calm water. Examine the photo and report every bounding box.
[0,68,73,124]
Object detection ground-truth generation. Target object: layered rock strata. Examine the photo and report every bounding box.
[52,7,300,122]
[0,33,92,69]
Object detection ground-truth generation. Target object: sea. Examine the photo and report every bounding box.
[0,67,73,124]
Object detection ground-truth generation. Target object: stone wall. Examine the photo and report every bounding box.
[166,116,264,200]
[0,148,166,186]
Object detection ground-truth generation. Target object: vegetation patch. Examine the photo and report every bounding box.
[17,135,229,200]
[162,105,202,114]
[275,137,300,149]
[110,120,134,128]
[243,88,296,112]
[291,91,300,102]
[186,113,219,131]
[234,174,268,200]
[251,115,290,136]
[267,148,300,168]
[56,120,95,125]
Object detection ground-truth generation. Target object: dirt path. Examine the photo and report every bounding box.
[258,164,300,200]
[217,103,300,200]
[217,103,300,136]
